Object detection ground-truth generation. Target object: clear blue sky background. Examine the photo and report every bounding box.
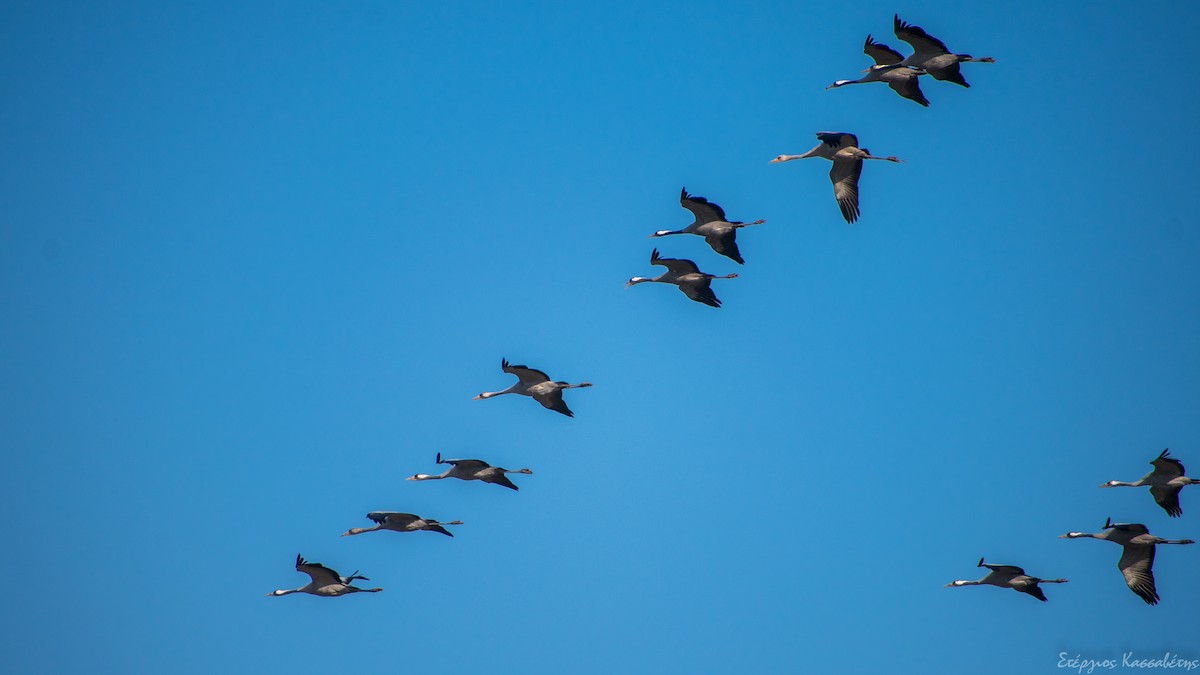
[2,2,1198,673]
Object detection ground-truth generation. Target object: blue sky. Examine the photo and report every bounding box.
[2,1,1198,673]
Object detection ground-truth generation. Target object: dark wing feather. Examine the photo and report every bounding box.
[1151,453,1186,478]
[704,232,743,264]
[1150,486,1184,518]
[829,156,863,223]
[983,563,1026,576]
[679,280,721,308]
[426,524,454,537]
[483,470,520,490]
[650,248,701,276]
[894,15,951,55]
[1111,522,1151,536]
[883,69,930,107]
[680,188,727,224]
[816,131,858,151]
[443,458,490,471]
[368,512,418,527]
[1118,545,1159,605]
[927,63,970,87]
[1014,583,1048,602]
[296,555,343,586]
[864,34,904,65]
[533,390,574,417]
[502,359,552,386]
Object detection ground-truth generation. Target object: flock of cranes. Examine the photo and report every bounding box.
[266,14,1196,609]
[947,449,1197,605]
[266,358,568,598]
[825,15,995,107]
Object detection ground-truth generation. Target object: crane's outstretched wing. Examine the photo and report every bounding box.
[981,563,1026,577]
[1150,486,1184,518]
[1151,450,1185,479]
[883,70,930,107]
[679,280,721,308]
[894,15,951,58]
[680,188,727,224]
[816,131,858,151]
[436,453,492,472]
[704,231,743,265]
[483,470,521,491]
[829,156,863,223]
[1013,581,1048,602]
[367,512,420,527]
[533,390,574,417]
[1109,522,1150,536]
[1118,545,1159,605]
[502,358,552,387]
[926,62,970,87]
[650,248,702,276]
[296,554,344,587]
[864,35,904,65]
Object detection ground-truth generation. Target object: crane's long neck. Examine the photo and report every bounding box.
[1105,480,1141,487]
[477,384,522,398]
[410,470,452,481]
[1156,539,1196,545]
[270,588,301,596]
[947,580,983,587]
[628,277,658,285]
[826,78,867,89]
[651,229,686,237]
[341,524,383,536]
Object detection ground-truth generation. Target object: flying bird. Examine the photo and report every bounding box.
[945,557,1068,602]
[770,132,902,223]
[341,512,464,537]
[266,554,383,597]
[649,188,765,264]
[472,358,592,417]
[407,452,533,491]
[891,15,995,87]
[1059,518,1194,605]
[627,248,737,308]
[826,37,930,107]
[1100,449,1198,518]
